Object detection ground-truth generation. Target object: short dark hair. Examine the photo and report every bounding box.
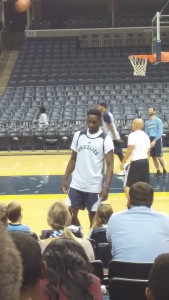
[0,225,22,300]
[7,202,22,222]
[40,106,46,113]
[148,253,169,300]
[87,109,101,119]
[129,182,154,208]
[99,102,107,108]
[10,231,42,291]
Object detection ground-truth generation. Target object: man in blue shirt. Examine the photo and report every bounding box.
[106,182,169,262]
[145,107,167,175]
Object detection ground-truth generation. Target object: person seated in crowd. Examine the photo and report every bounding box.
[145,253,169,300]
[0,224,22,300]
[107,182,169,262]
[10,231,46,300]
[0,202,8,226]
[88,203,113,238]
[34,106,49,128]
[7,201,31,232]
[40,238,102,300]
[39,201,95,261]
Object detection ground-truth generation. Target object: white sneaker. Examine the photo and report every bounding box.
[116,170,126,176]
[116,162,129,176]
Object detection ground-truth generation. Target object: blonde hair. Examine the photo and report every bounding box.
[92,204,113,230]
[47,202,72,230]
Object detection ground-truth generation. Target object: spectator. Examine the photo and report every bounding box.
[88,203,113,238]
[10,231,46,300]
[0,224,22,300]
[39,201,95,261]
[35,106,49,128]
[146,253,169,300]
[7,201,31,232]
[40,238,103,300]
[0,202,8,226]
[106,182,169,262]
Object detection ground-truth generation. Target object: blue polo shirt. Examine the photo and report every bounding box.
[8,223,30,232]
[106,206,169,262]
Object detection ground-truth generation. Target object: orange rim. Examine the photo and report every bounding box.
[128,52,169,63]
[128,54,156,63]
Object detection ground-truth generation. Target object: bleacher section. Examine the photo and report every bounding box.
[0,37,169,151]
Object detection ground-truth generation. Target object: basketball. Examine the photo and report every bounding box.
[15,0,31,13]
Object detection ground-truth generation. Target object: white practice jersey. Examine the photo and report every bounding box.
[70,129,114,193]
[128,130,150,161]
[102,111,121,140]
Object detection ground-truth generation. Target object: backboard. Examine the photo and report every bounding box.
[152,11,169,62]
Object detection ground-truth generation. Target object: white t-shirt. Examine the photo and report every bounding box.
[70,129,114,193]
[39,113,49,127]
[102,111,121,140]
[128,130,150,161]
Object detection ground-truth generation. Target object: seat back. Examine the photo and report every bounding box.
[109,278,148,300]
[91,260,104,280]
[109,260,153,280]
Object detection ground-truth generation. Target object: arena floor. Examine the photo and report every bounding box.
[0,150,169,237]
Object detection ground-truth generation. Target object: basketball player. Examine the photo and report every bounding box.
[145,107,167,175]
[98,102,126,175]
[121,118,150,199]
[62,109,114,227]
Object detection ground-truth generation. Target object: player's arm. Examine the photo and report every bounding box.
[107,123,120,141]
[62,150,77,193]
[100,150,114,201]
[120,144,134,170]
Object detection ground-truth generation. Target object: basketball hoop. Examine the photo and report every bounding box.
[128,54,156,77]
[128,52,169,77]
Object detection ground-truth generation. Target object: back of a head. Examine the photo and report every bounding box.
[147,253,169,300]
[0,202,8,225]
[129,182,154,208]
[7,201,22,223]
[92,204,113,229]
[10,231,42,292]
[43,238,93,300]
[40,106,46,114]
[47,202,71,230]
[0,224,22,300]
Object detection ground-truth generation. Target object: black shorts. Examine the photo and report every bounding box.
[67,187,100,211]
[124,159,149,188]
[150,137,163,157]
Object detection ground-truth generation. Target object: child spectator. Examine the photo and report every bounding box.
[7,201,31,232]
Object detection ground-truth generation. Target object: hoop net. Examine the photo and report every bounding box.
[128,54,156,76]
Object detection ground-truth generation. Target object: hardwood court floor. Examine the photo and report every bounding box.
[0,151,169,237]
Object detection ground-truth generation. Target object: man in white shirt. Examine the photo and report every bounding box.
[62,109,114,227]
[120,118,150,199]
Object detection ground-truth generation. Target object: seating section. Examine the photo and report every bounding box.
[0,37,169,150]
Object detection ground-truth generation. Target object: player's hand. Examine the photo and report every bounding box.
[150,140,156,148]
[100,186,109,201]
[62,180,68,193]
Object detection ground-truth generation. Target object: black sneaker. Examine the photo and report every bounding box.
[157,170,162,176]
[163,169,167,174]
